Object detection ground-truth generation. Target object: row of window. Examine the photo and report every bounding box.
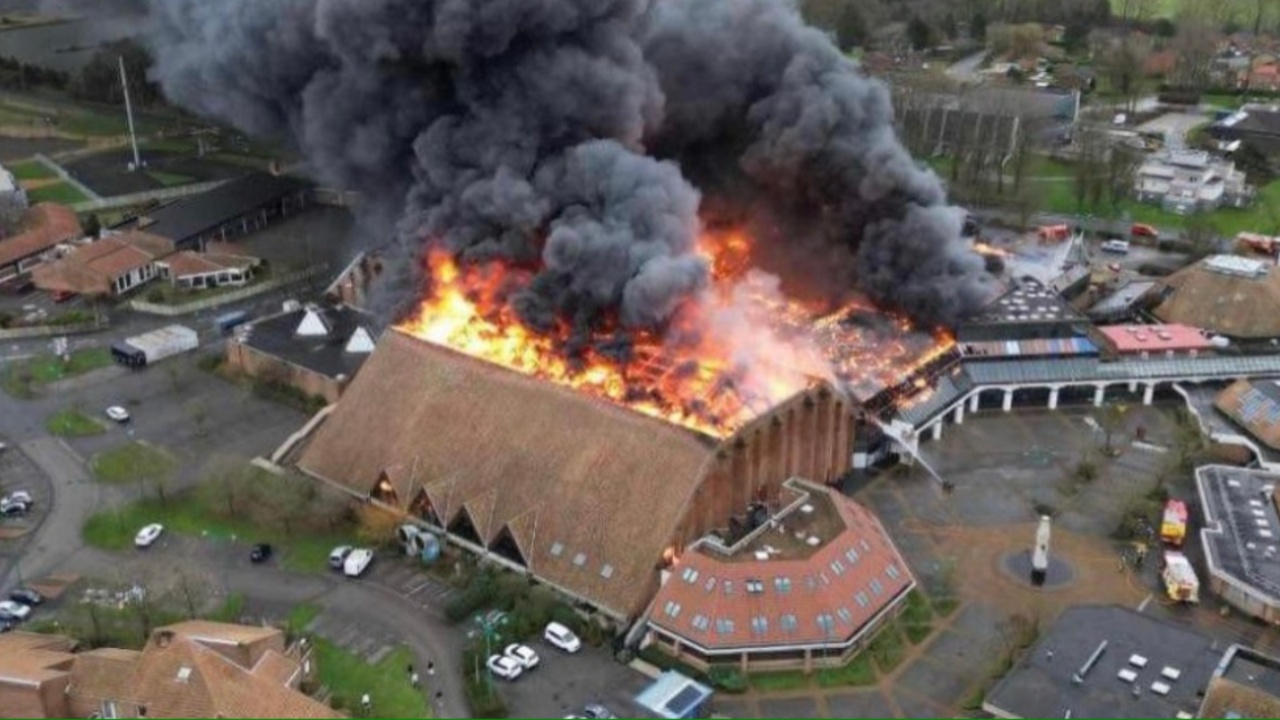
[547,541,614,579]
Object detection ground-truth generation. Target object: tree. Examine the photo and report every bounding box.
[355,504,401,548]
[1235,141,1275,187]
[1101,34,1150,112]
[83,213,101,239]
[971,11,988,41]
[1091,0,1113,24]
[906,15,933,51]
[1010,23,1045,59]
[72,39,161,108]
[1181,215,1217,260]
[174,570,214,619]
[1099,403,1130,456]
[1106,145,1140,208]
[834,4,869,49]
[1169,17,1218,92]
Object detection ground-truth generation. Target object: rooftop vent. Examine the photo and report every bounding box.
[1130,654,1149,668]
[1161,666,1182,681]
[1118,668,1138,683]
[296,308,330,337]
[345,326,375,354]
[1151,681,1171,696]
[176,666,192,683]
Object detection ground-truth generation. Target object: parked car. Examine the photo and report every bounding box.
[1101,239,1131,254]
[250,543,273,563]
[487,654,523,681]
[3,490,32,506]
[543,621,582,653]
[0,600,31,621]
[1131,222,1159,238]
[9,588,43,606]
[343,548,374,578]
[105,406,130,423]
[504,643,539,670]
[0,499,29,517]
[328,545,353,570]
[51,290,75,304]
[135,523,164,548]
[583,704,616,719]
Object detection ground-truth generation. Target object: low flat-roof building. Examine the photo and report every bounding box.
[157,249,261,290]
[1097,324,1213,358]
[634,671,714,720]
[1200,645,1280,718]
[1087,280,1158,323]
[642,478,913,673]
[1134,149,1254,214]
[1196,465,1280,622]
[32,231,173,298]
[983,605,1220,719]
[118,172,310,251]
[0,203,81,285]
[225,304,378,404]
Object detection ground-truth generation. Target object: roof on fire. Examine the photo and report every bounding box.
[297,329,724,619]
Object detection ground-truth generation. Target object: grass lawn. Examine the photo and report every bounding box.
[146,170,195,187]
[315,641,431,718]
[8,159,56,181]
[91,442,177,485]
[1109,0,1178,18]
[45,408,105,437]
[26,181,89,204]
[287,602,321,636]
[82,489,354,573]
[749,669,811,692]
[868,623,907,674]
[1037,175,1280,237]
[1,348,112,398]
[901,590,936,645]
[815,654,877,688]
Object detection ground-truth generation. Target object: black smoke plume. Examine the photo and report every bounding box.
[148,0,995,328]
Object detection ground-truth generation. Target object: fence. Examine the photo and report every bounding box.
[69,179,230,213]
[127,265,329,317]
[0,319,108,340]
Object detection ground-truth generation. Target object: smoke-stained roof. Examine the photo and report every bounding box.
[297,330,722,619]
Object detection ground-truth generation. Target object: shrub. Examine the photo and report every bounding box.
[707,666,748,694]
[444,570,499,623]
[146,288,165,303]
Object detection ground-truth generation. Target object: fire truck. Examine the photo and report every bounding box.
[1037,224,1070,241]
[1160,499,1188,547]
[1238,232,1280,257]
[1161,551,1200,604]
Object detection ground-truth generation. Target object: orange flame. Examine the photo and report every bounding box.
[972,241,1013,259]
[398,229,952,437]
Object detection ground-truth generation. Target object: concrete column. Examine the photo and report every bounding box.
[1048,387,1060,410]
[1002,388,1014,412]
[931,422,943,441]
[969,392,980,413]
[953,403,965,425]
[1128,381,1137,393]
[1093,385,1106,407]
[1142,383,1155,406]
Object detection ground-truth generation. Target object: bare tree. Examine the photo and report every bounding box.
[1099,403,1131,456]
[1169,17,1219,93]
[355,504,401,549]
[173,570,214,619]
[1101,35,1151,113]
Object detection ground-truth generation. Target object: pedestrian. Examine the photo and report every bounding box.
[360,693,372,717]
[406,663,414,676]
[427,661,435,676]
[410,672,420,688]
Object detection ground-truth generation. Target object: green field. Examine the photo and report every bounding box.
[1,348,112,398]
[316,641,431,718]
[26,181,89,204]
[45,408,105,437]
[8,159,56,181]
[91,442,177,485]
[1109,0,1180,19]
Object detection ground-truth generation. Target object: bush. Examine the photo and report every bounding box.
[146,288,165,303]
[249,377,327,414]
[196,353,223,373]
[707,666,748,694]
[444,571,500,623]
[461,645,509,718]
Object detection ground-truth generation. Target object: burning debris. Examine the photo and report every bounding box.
[146,0,995,435]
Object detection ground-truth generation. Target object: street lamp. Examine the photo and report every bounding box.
[473,611,509,697]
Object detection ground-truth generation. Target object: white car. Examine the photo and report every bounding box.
[105,406,130,423]
[544,621,582,653]
[135,523,164,548]
[487,654,523,681]
[0,600,31,621]
[504,643,539,669]
[3,490,33,506]
[328,545,353,570]
[343,548,374,577]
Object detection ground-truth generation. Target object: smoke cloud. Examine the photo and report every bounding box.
[147,0,996,329]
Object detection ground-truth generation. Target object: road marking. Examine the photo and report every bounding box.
[404,577,433,594]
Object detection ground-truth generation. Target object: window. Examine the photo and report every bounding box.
[664,601,682,619]
[774,577,792,594]
[818,572,831,586]
[715,618,735,635]
[691,614,710,632]
[816,613,836,634]
[722,580,735,596]
[550,542,564,557]
[681,567,700,584]
[600,564,614,579]
[704,576,717,593]
[746,579,764,594]
[855,592,870,608]
[573,552,587,567]
[780,614,798,633]
[861,539,870,551]
[870,578,884,595]
[837,607,853,624]
[845,548,860,565]
[751,616,769,636]
[804,575,817,592]
[885,564,901,580]
[830,559,846,576]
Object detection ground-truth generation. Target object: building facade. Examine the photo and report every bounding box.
[1134,149,1254,214]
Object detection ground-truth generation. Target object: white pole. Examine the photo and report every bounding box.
[120,55,142,172]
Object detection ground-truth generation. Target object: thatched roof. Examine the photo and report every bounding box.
[298,330,721,619]
[1153,258,1280,339]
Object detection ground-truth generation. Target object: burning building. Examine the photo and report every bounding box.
[298,329,861,622]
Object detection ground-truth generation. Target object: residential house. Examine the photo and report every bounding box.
[32,231,173,298]
[0,621,336,719]
[0,203,82,285]
[1210,105,1280,162]
[1134,149,1254,213]
[158,249,261,290]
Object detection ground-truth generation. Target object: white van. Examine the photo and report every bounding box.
[343,548,374,577]
[1101,239,1131,254]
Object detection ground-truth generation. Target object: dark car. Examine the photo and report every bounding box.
[9,588,43,606]
[582,705,616,720]
[250,543,273,563]
[0,500,29,517]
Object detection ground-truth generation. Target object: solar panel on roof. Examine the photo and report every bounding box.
[664,685,707,717]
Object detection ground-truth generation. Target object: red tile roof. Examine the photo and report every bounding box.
[1098,324,1212,354]
[32,231,172,296]
[0,203,82,269]
[161,250,259,279]
[647,481,913,653]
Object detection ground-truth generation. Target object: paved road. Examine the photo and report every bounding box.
[7,438,105,584]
